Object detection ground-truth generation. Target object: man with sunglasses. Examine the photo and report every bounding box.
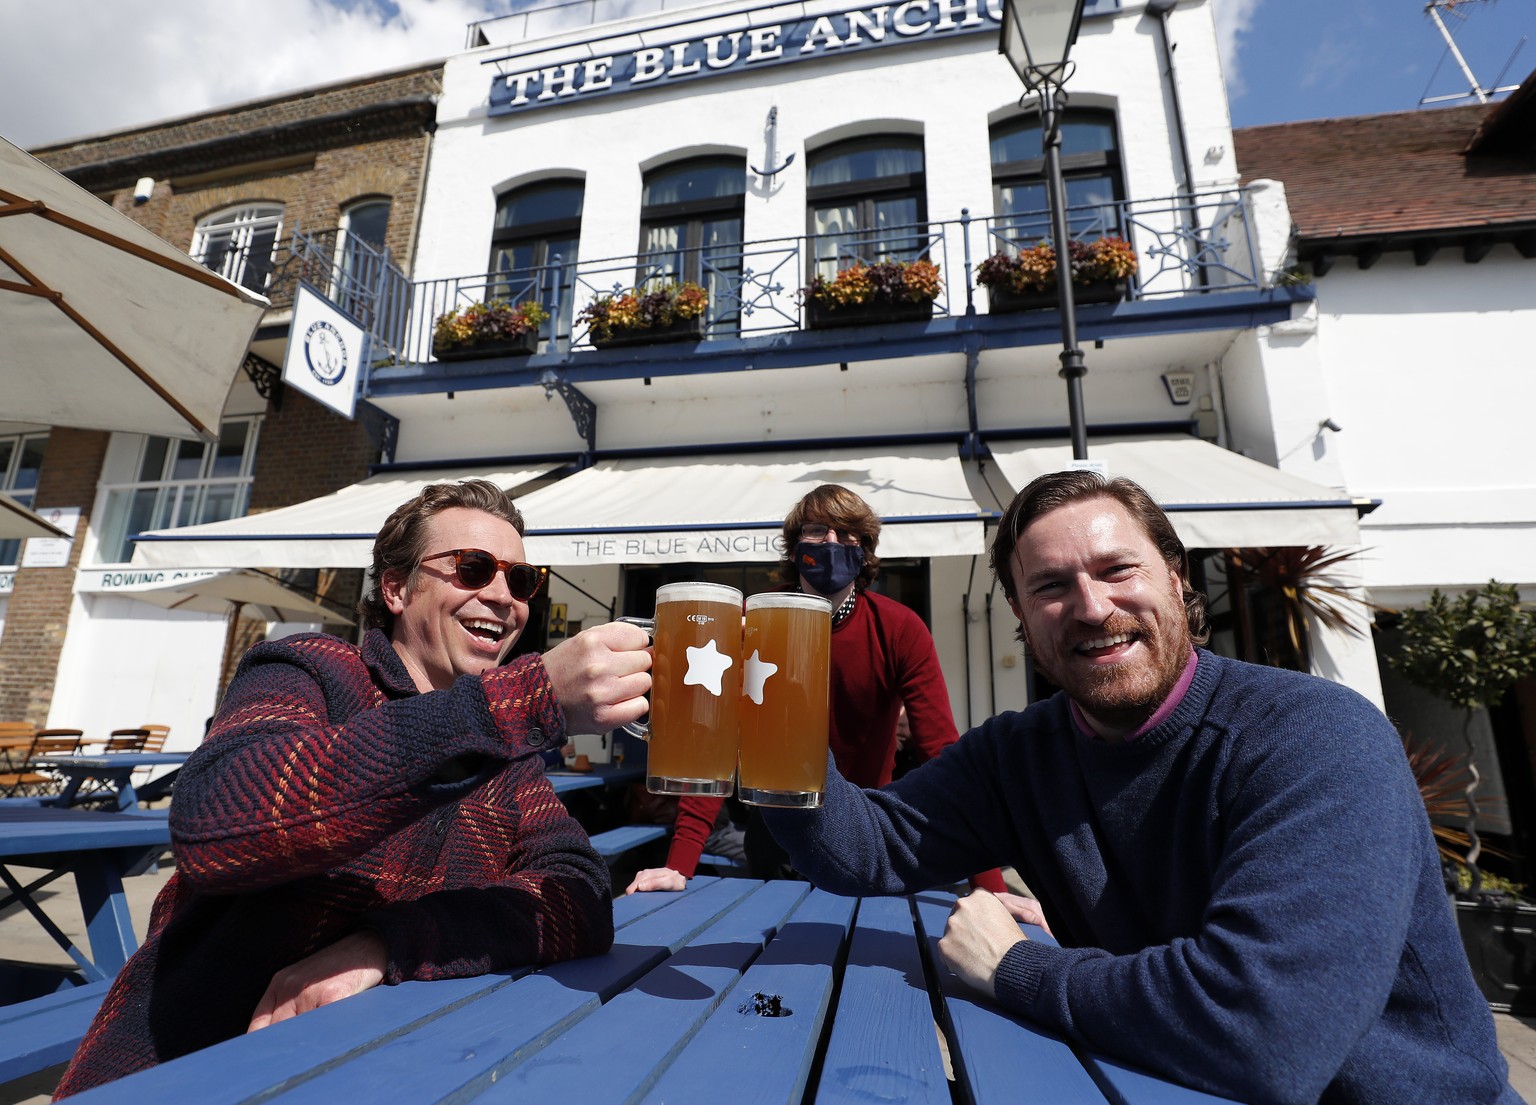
[627,484,1006,895]
[56,479,651,1097]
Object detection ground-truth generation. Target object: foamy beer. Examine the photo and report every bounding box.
[737,592,832,808]
[644,582,743,796]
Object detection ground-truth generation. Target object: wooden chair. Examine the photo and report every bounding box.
[103,728,150,752]
[0,724,38,797]
[5,729,80,797]
[137,724,171,753]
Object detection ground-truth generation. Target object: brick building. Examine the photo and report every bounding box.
[0,61,442,744]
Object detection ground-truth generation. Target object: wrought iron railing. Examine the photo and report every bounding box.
[377,186,1269,370]
[193,227,412,358]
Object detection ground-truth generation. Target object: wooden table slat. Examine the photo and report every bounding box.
[645,888,857,1105]
[911,892,1111,1105]
[469,880,810,1103]
[263,879,779,1103]
[1079,1053,1247,1105]
[814,894,952,1105]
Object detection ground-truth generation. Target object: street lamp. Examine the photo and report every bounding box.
[998,0,1091,460]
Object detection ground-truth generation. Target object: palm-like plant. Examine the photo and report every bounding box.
[1224,545,1389,671]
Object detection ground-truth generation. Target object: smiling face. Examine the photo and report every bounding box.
[1006,496,1192,740]
[383,507,529,693]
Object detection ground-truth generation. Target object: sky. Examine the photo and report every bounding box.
[0,0,1532,149]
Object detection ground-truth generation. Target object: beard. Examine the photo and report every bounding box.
[1026,609,1192,733]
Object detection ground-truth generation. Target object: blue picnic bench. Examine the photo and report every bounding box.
[57,878,1243,1104]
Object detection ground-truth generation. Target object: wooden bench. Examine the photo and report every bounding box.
[587,823,667,860]
[0,979,110,1083]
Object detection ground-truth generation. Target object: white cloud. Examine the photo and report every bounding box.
[1207,0,1265,99]
[0,0,513,150]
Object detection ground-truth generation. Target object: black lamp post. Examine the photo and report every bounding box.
[998,0,1091,460]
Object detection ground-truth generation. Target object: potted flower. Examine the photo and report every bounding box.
[431,299,549,361]
[977,235,1138,313]
[802,258,941,330]
[577,281,709,348]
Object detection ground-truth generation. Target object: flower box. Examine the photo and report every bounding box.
[590,311,705,349]
[578,281,709,349]
[806,297,935,330]
[431,299,547,362]
[432,330,539,361]
[802,259,941,331]
[987,278,1130,314]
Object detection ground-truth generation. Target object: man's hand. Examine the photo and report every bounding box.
[542,621,652,735]
[624,866,686,894]
[994,891,1052,935]
[247,929,388,1033]
[938,891,1030,998]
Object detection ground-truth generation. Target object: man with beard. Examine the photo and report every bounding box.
[760,470,1521,1105]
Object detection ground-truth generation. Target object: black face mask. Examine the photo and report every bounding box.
[796,541,864,596]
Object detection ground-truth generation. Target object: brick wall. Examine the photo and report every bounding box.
[7,65,437,719]
[0,430,110,723]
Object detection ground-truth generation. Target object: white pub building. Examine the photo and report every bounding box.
[133,0,1380,744]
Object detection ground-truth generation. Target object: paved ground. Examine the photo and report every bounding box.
[4,859,1536,1103]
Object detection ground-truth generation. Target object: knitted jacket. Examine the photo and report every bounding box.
[764,650,1521,1105]
[55,630,612,1098]
[665,592,1005,892]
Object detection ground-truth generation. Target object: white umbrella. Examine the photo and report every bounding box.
[0,135,268,440]
[0,493,67,539]
[86,568,351,624]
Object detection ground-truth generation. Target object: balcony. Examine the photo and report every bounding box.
[196,226,411,350]
[376,186,1282,379]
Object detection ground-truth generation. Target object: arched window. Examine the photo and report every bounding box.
[806,136,926,280]
[489,180,583,339]
[990,109,1122,243]
[192,204,284,294]
[640,157,746,335]
[335,198,391,326]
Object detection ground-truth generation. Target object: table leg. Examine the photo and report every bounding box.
[0,863,107,983]
[72,850,145,977]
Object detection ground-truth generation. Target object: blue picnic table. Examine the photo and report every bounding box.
[544,761,646,794]
[31,752,188,811]
[61,877,1242,1104]
[0,806,170,987]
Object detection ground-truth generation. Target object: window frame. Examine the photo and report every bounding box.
[92,416,264,566]
[805,135,928,277]
[191,203,285,294]
[989,108,1125,243]
[0,431,48,567]
[638,156,748,334]
[488,180,585,341]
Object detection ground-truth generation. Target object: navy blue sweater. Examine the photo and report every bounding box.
[765,650,1521,1105]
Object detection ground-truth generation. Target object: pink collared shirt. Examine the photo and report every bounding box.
[1070,646,1199,742]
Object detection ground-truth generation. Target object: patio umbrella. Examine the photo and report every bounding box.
[96,568,351,624]
[0,494,67,539]
[0,135,268,440]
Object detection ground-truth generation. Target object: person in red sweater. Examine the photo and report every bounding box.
[55,479,651,1097]
[626,483,1005,894]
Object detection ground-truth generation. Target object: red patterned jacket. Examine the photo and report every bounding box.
[55,629,612,1097]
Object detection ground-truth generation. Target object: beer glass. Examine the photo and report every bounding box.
[626,582,743,796]
[737,591,831,808]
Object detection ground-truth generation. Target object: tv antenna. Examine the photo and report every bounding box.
[1421,0,1526,105]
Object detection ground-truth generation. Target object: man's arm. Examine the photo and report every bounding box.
[988,698,1436,1104]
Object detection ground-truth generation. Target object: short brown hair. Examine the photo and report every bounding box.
[778,484,881,590]
[989,469,1209,643]
[358,479,527,632]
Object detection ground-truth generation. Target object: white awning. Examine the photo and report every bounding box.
[76,567,351,623]
[516,445,993,566]
[985,435,1363,548]
[131,463,560,568]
